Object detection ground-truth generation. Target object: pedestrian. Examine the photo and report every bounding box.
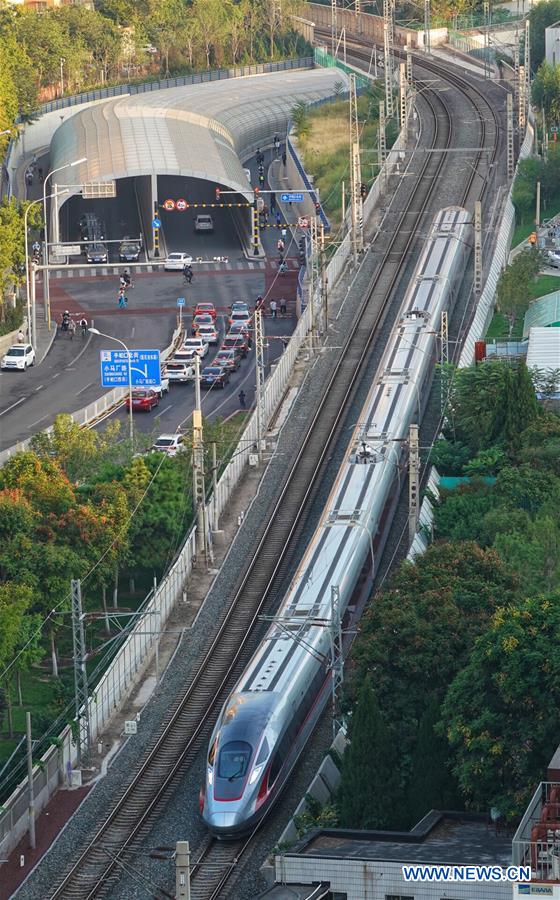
[118,291,128,308]
[17,329,25,343]
[270,299,277,319]
[280,298,287,317]
[281,227,287,242]
[38,167,43,181]
[256,148,264,166]
[68,319,76,339]
[255,294,264,312]
[276,211,281,228]
[238,390,246,408]
[278,253,284,266]
[282,150,287,167]
[277,238,285,254]
[274,134,280,157]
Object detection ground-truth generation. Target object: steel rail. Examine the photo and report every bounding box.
[48,43,500,900]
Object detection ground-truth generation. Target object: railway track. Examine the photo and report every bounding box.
[48,46,502,900]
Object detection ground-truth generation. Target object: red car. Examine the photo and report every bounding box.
[125,389,159,412]
[194,302,217,321]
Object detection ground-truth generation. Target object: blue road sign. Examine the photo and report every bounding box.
[177,297,185,307]
[100,349,161,389]
[152,217,161,229]
[280,192,304,203]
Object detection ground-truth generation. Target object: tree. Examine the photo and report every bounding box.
[434,481,496,544]
[30,413,121,483]
[338,677,402,829]
[512,157,543,219]
[496,250,543,321]
[532,61,560,125]
[442,595,560,817]
[407,698,462,826]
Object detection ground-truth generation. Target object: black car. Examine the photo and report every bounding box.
[200,365,230,389]
[119,240,141,262]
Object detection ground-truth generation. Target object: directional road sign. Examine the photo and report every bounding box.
[177,297,185,307]
[152,217,161,229]
[100,349,161,389]
[280,192,305,203]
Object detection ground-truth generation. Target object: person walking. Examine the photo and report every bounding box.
[255,294,264,312]
[276,211,281,228]
[238,390,246,408]
[270,299,277,319]
[183,263,193,284]
[68,319,76,339]
[118,289,128,308]
[280,297,287,317]
[17,329,25,343]
[282,149,287,167]
[277,238,285,254]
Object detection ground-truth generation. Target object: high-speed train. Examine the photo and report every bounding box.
[201,207,473,837]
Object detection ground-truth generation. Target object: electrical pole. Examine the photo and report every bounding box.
[71,579,90,769]
[329,586,343,740]
[378,100,387,169]
[254,308,266,457]
[320,222,328,334]
[399,63,408,140]
[474,200,482,294]
[192,354,208,561]
[331,0,337,57]
[424,0,431,52]
[355,0,362,33]
[525,18,531,100]
[408,424,420,546]
[252,198,260,257]
[440,310,448,414]
[513,34,520,127]
[406,44,413,85]
[383,0,394,118]
[519,63,526,130]
[211,441,219,533]
[175,841,191,900]
[483,0,489,77]
[349,74,363,265]
[26,712,36,850]
[507,92,514,180]
[536,179,541,227]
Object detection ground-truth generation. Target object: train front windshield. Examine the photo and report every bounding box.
[218,741,252,780]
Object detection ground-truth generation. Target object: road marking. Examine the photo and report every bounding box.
[65,367,76,371]
[34,384,44,392]
[52,372,61,378]
[76,380,96,396]
[101,267,108,276]
[159,404,173,415]
[131,326,135,338]
[29,414,49,428]
[0,396,27,417]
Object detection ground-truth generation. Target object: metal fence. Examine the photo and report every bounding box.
[458,116,535,367]
[38,58,314,115]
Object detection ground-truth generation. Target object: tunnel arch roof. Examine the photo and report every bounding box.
[50,68,349,201]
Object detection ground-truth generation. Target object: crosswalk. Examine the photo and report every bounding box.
[47,258,301,279]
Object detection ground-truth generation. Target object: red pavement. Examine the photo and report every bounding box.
[1,786,90,900]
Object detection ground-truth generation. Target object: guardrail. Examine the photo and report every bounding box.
[458,115,535,367]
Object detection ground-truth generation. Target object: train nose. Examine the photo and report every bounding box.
[205,810,245,835]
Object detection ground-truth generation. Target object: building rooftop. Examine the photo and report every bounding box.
[291,811,513,867]
[523,290,560,338]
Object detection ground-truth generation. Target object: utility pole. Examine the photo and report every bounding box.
[406,45,413,85]
[341,179,346,223]
[26,712,36,850]
[383,0,394,118]
[408,424,420,546]
[329,586,343,740]
[331,0,337,57]
[474,200,482,294]
[507,93,514,180]
[378,100,387,169]
[192,354,208,561]
[399,63,408,140]
[320,222,328,334]
[536,179,541,227]
[254,308,266,457]
[71,579,91,769]
[355,0,362,33]
[175,841,191,900]
[519,63,526,130]
[424,0,431,52]
[349,74,363,264]
[513,34,520,127]
[252,199,260,257]
[525,18,531,101]
[440,310,449,414]
[483,0,489,77]
[211,441,219,533]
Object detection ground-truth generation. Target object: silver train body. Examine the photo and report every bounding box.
[201,207,473,837]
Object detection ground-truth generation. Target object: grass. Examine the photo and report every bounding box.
[512,197,560,249]
[296,90,395,231]
[485,275,560,341]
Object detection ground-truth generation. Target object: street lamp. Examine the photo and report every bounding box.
[88,328,134,447]
[24,191,68,351]
[43,157,87,328]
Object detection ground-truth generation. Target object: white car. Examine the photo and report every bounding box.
[194,214,214,233]
[1,344,36,371]
[546,250,560,269]
[152,434,184,456]
[164,361,194,383]
[197,324,219,345]
[151,375,169,398]
[164,252,193,271]
[182,338,209,358]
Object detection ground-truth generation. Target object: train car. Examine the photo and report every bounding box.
[201,207,473,838]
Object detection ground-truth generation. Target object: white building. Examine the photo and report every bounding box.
[545,22,560,65]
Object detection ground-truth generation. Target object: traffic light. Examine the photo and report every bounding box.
[215,187,221,201]
[360,183,367,199]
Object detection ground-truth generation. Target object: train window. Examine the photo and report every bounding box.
[255,737,269,766]
[217,741,252,780]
